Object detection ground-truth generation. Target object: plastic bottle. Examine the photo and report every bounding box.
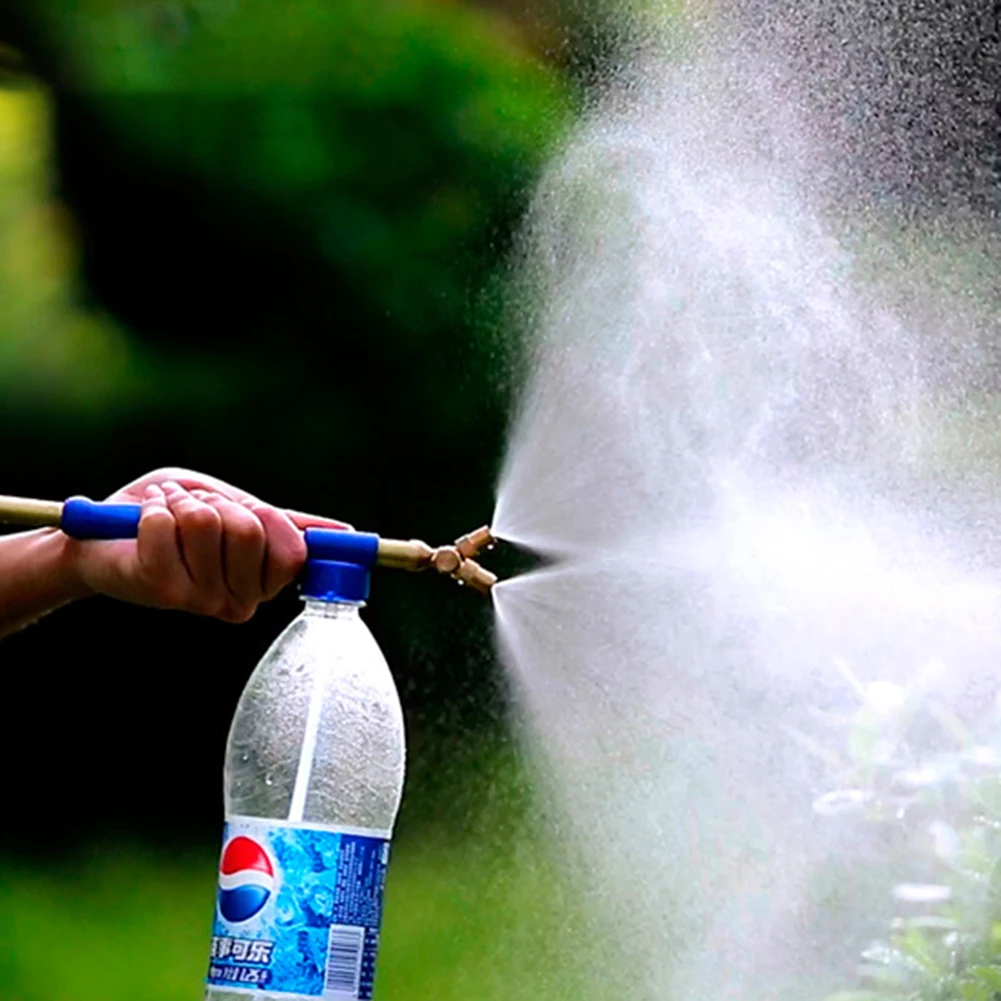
[204,546,406,1001]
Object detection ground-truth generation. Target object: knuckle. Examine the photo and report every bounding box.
[183,505,222,534]
[227,516,265,548]
[139,506,173,528]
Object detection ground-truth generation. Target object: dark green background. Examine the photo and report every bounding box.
[0,0,580,851]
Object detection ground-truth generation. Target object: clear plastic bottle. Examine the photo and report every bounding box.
[205,555,406,1001]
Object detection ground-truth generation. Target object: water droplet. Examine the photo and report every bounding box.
[893,764,952,789]
[812,789,872,815]
[928,821,960,862]
[264,773,275,787]
[964,745,1001,769]
[240,753,250,763]
[862,680,907,717]
[893,883,951,903]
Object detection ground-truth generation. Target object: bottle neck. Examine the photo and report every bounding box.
[301,598,363,619]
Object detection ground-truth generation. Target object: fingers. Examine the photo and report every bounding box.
[192,492,268,617]
[249,502,308,599]
[163,482,225,597]
[136,481,259,622]
[96,470,352,622]
[135,484,193,607]
[188,494,310,603]
[108,467,261,506]
[286,510,353,532]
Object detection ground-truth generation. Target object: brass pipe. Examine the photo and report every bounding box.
[376,538,434,572]
[0,495,63,529]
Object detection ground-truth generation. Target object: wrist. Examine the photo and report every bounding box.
[0,529,95,641]
[33,529,95,606]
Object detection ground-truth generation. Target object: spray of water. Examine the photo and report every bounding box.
[492,7,1001,999]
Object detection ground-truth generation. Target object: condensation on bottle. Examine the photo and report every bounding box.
[204,555,406,1001]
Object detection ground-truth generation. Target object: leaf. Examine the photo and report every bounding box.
[966,965,1001,991]
[958,979,995,1001]
[896,927,945,977]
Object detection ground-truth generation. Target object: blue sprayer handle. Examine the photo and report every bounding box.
[60,497,379,564]
[61,497,142,540]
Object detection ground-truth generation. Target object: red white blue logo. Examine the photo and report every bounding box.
[218,836,276,923]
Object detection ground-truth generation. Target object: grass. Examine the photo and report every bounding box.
[1,827,598,1001]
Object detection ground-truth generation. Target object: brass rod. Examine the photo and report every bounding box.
[0,495,64,528]
[376,538,434,572]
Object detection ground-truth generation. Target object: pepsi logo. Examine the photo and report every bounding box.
[218,836,276,923]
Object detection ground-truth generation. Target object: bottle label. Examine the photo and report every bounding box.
[205,816,391,999]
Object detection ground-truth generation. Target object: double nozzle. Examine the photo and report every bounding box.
[375,525,497,596]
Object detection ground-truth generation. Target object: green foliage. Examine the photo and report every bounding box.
[1,840,597,1001]
[808,665,1001,1001]
[2,0,574,436]
[1,749,601,1001]
[0,0,576,747]
[42,0,572,343]
[0,85,135,410]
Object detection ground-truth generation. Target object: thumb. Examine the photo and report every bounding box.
[285,510,354,532]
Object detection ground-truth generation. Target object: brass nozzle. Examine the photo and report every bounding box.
[375,528,498,596]
[455,525,495,561]
[453,557,498,596]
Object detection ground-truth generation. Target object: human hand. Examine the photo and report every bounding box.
[67,467,349,623]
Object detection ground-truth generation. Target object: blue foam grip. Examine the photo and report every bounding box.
[60,501,382,568]
[61,497,142,540]
[303,529,380,567]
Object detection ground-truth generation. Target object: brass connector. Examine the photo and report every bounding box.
[371,528,498,596]
[430,545,462,576]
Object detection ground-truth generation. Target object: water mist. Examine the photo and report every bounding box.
[492,7,1001,1000]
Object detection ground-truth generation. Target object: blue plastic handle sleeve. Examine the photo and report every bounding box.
[60,500,382,566]
[61,497,142,540]
[303,528,380,567]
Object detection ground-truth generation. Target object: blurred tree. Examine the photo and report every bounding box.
[0,0,574,848]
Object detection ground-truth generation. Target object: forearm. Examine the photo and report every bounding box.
[0,530,93,640]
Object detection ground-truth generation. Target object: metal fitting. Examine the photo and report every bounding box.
[375,527,498,596]
[453,557,498,596]
[455,525,495,561]
[430,545,463,576]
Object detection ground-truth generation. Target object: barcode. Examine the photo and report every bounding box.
[324,924,365,999]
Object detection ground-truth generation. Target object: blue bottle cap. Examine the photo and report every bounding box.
[304,529,379,567]
[300,559,370,604]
